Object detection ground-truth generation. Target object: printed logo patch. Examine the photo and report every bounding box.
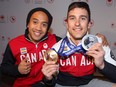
[64,46,68,51]
[20,47,27,55]
[43,43,48,49]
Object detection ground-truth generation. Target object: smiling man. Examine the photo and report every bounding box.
[0,7,61,87]
[52,1,116,87]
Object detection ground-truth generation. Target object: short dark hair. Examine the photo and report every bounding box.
[67,2,91,22]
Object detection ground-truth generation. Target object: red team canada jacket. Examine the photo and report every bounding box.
[0,31,61,87]
[52,35,116,86]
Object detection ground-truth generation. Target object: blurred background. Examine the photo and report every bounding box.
[0,0,116,86]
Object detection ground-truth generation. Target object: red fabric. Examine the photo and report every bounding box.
[9,33,57,87]
[59,53,95,77]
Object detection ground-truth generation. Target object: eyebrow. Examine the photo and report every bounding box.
[32,18,38,21]
[32,18,48,24]
[80,15,88,18]
[68,15,88,19]
[68,15,74,17]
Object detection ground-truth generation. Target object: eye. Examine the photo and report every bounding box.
[69,17,75,20]
[42,23,48,28]
[80,16,88,21]
[33,20,38,24]
[81,17,86,20]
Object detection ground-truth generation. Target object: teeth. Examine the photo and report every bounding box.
[75,28,81,31]
[75,27,81,30]
[34,32,40,36]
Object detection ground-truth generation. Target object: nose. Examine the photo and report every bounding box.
[36,23,42,30]
[75,19,80,26]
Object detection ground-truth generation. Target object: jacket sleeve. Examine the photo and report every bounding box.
[100,61,116,83]
[43,76,56,87]
[100,40,116,82]
[0,44,23,77]
[32,76,56,87]
[97,36,116,66]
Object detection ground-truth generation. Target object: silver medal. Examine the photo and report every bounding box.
[82,34,98,50]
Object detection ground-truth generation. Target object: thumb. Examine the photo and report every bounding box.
[22,57,28,63]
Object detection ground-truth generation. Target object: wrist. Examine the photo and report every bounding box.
[45,76,53,81]
[98,62,105,70]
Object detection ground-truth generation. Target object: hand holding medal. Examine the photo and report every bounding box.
[82,34,98,51]
[44,49,59,77]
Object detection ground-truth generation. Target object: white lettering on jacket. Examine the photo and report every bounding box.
[20,50,46,63]
[80,56,93,66]
[60,55,93,66]
[60,56,76,66]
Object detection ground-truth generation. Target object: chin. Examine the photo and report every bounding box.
[75,35,83,40]
[75,37,82,40]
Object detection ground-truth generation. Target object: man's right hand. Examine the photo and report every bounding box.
[18,57,31,74]
[42,61,59,80]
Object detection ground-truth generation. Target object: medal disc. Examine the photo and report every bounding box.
[44,49,58,63]
[82,34,98,50]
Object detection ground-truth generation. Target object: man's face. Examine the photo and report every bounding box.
[27,11,48,43]
[66,8,91,43]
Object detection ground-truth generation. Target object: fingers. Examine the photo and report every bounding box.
[42,63,59,75]
[18,57,31,74]
[22,67,31,74]
[42,61,59,80]
[23,58,31,67]
[88,42,102,50]
[86,43,105,68]
[96,33,109,46]
[86,43,104,57]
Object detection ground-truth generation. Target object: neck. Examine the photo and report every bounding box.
[69,37,81,45]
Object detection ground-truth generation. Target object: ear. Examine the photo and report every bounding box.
[87,21,92,34]
[65,19,68,29]
[27,24,29,28]
[88,21,92,29]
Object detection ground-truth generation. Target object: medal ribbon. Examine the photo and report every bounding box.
[58,37,86,56]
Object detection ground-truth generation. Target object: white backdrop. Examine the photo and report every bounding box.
[0,0,116,64]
